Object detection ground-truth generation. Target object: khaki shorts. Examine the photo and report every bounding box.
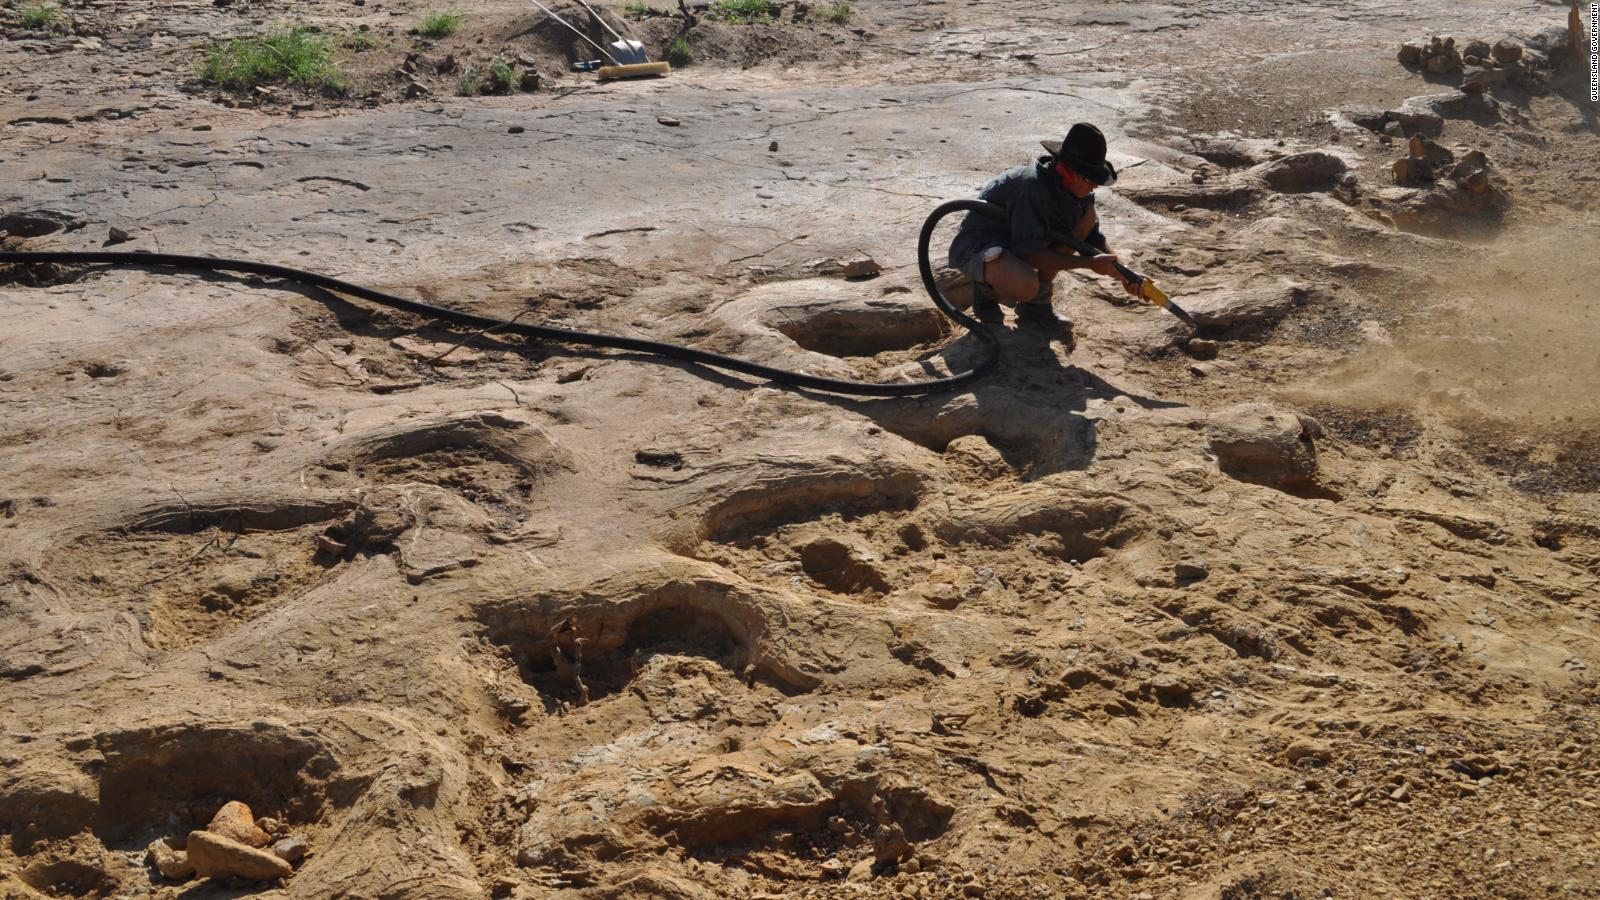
[956,245,1005,286]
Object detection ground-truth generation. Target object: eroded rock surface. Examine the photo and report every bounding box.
[2,1,1599,899]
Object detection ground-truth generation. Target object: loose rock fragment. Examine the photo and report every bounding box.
[271,836,309,865]
[187,830,294,881]
[1407,134,1453,169]
[840,255,881,278]
[146,839,194,880]
[1282,739,1333,767]
[208,800,270,848]
[314,534,347,555]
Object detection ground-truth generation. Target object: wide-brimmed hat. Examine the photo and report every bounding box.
[1042,122,1117,186]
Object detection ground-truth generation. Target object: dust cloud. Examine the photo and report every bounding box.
[1291,222,1600,433]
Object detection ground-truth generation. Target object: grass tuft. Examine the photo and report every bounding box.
[199,27,346,94]
[667,32,693,65]
[818,1,851,24]
[487,55,516,92]
[623,1,651,16]
[345,31,377,51]
[708,0,777,25]
[417,10,463,38]
[456,66,482,96]
[18,2,64,31]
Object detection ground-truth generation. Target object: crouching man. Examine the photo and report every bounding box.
[947,122,1138,337]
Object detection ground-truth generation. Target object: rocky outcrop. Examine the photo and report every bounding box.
[1381,141,1509,234]
[1206,403,1322,493]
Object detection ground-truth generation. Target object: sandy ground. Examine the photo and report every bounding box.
[3,0,1600,898]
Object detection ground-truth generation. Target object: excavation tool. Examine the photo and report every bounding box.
[0,198,1177,397]
[1049,228,1196,329]
[524,0,670,80]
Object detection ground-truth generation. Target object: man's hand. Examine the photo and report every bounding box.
[1087,253,1123,280]
[1088,254,1140,295]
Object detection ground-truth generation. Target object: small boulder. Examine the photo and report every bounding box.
[1392,156,1433,184]
[1407,134,1454,167]
[1206,403,1321,492]
[1282,739,1333,767]
[147,839,195,880]
[1396,42,1423,65]
[1385,104,1443,137]
[271,836,310,865]
[1176,281,1307,336]
[1252,150,1347,193]
[187,830,294,881]
[1450,149,1491,177]
[208,801,270,848]
[1490,39,1523,63]
[1150,678,1194,705]
[1175,560,1210,581]
[1419,36,1463,73]
[1345,107,1389,133]
[1463,39,1491,60]
[840,255,882,278]
[1460,66,1507,93]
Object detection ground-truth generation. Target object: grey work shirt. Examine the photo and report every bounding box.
[947,157,1103,268]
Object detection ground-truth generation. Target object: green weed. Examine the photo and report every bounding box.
[417,10,463,38]
[487,55,516,92]
[345,31,377,51]
[709,0,777,25]
[456,66,482,95]
[667,32,692,65]
[199,27,346,94]
[623,2,651,16]
[818,1,850,24]
[18,2,64,31]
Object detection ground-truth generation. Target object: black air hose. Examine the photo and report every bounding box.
[0,200,1004,397]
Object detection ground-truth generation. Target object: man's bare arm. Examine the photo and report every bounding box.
[1021,248,1100,274]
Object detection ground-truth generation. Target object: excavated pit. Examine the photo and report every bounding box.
[772,303,950,359]
[91,722,355,849]
[798,536,892,596]
[694,468,924,548]
[477,579,814,707]
[52,497,352,651]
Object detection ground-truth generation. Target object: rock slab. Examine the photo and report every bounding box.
[187,830,294,881]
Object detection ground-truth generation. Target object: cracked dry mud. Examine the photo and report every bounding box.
[3,0,1600,898]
